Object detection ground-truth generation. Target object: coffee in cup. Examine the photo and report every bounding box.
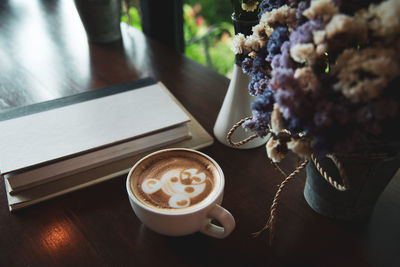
[126,148,235,238]
[130,149,220,212]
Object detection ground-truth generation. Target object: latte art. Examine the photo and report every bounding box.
[127,149,235,238]
[130,150,219,211]
[141,168,209,208]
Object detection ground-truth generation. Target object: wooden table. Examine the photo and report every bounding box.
[0,1,399,266]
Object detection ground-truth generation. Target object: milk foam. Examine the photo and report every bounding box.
[141,168,208,208]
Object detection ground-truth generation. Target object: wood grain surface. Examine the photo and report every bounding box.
[0,1,399,266]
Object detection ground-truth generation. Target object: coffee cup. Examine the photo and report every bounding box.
[126,148,235,238]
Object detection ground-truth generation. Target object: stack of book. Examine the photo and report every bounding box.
[0,78,213,211]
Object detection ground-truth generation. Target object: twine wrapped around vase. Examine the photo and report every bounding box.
[227,117,353,245]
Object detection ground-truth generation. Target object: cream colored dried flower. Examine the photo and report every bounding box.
[245,34,262,52]
[312,30,328,56]
[252,24,273,42]
[266,137,288,163]
[287,138,312,159]
[325,14,368,44]
[313,30,326,45]
[232,33,264,55]
[248,51,257,59]
[270,104,285,135]
[259,5,297,27]
[333,48,400,102]
[294,67,320,92]
[231,33,249,55]
[290,43,317,65]
[241,1,259,12]
[356,0,400,39]
[325,14,353,38]
[303,0,338,23]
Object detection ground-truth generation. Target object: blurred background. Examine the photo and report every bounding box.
[122,0,234,78]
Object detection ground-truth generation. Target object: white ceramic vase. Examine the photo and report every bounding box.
[213,64,266,149]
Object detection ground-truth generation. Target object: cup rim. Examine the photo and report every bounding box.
[126,148,224,215]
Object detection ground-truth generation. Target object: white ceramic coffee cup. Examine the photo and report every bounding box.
[126,148,235,238]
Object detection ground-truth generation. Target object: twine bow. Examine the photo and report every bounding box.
[226,116,258,147]
[227,117,350,245]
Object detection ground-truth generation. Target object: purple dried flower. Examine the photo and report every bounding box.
[271,41,295,69]
[267,26,289,61]
[289,20,323,45]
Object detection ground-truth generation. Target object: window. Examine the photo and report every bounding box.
[183,1,234,77]
[122,0,235,78]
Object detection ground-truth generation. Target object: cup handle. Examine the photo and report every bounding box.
[200,204,235,238]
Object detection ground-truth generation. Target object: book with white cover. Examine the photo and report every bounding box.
[0,79,190,174]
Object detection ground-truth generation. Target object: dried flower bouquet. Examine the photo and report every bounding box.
[231,0,400,163]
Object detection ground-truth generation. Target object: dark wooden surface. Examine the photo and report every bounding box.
[0,1,399,266]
